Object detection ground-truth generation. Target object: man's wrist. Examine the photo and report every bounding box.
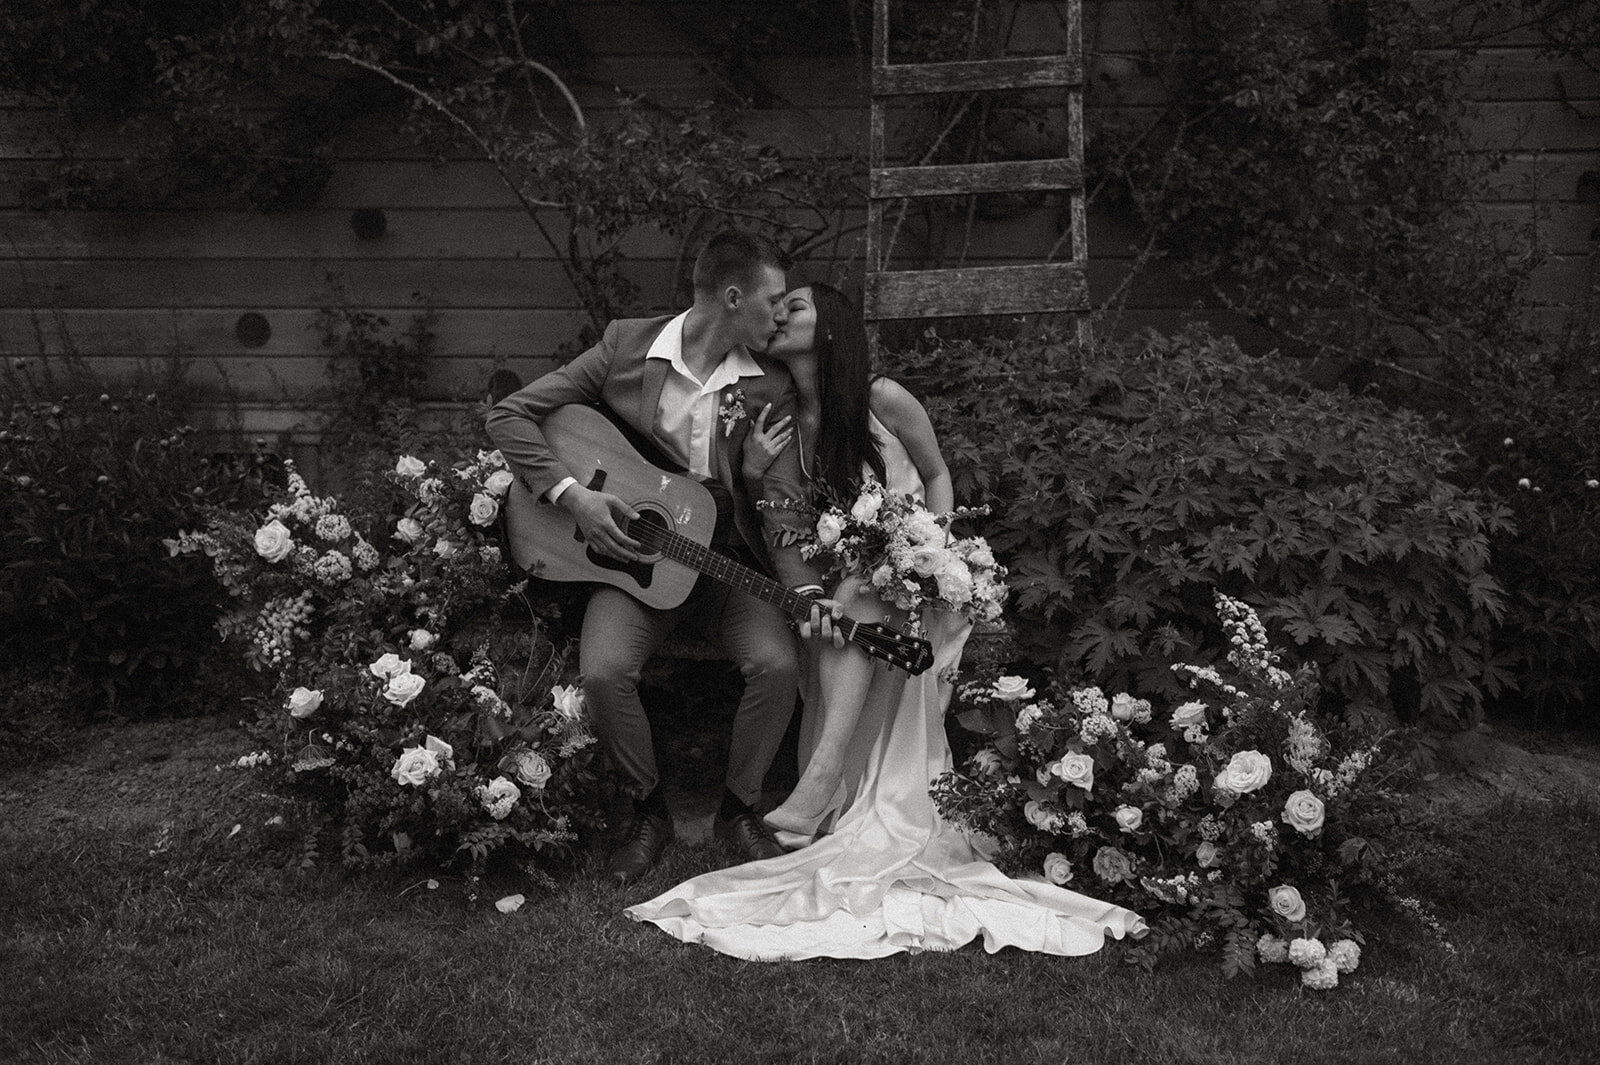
[791,584,824,599]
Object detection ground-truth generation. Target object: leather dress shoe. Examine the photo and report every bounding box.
[605,812,673,884]
[714,809,785,862]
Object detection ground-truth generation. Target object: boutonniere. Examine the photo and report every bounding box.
[718,387,749,437]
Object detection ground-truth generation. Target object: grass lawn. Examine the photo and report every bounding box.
[3,718,1597,1065]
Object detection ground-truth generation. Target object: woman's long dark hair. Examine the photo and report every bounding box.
[809,283,886,498]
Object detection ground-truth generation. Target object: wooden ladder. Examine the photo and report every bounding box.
[865,0,1089,340]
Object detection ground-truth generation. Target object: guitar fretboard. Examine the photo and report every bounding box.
[633,523,855,636]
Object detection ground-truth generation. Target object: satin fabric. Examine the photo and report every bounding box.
[626,410,1146,960]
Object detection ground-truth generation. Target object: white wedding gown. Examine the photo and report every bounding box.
[626,412,1146,960]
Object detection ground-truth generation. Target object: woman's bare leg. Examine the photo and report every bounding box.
[765,581,905,834]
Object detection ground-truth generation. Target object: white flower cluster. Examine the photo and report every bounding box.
[1216,592,1277,675]
[1069,686,1110,716]
[251,590,314,666]
[232,751,274,769]
[1284,712,1325,774]
[1258,933,1361,990]
[1078,712,1118,745]
[808,482,1008,622]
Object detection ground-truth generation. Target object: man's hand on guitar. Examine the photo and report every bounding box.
[562,484,643,561]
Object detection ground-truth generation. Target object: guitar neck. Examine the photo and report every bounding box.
[643,527,858,641]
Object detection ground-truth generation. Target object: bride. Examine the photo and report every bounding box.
[626,284,1145,960]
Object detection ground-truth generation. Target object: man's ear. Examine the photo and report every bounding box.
[722,284,743,313]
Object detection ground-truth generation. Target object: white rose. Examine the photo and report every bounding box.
[935,559,973,603]
[468,492,499,526]
[418,477,444,504]
[510,749,552,790]
[484,469,514,497]
[1052,752,1095,792]
[368,652,411,679]
[850,490,882,523]
[477,448,507,469]
[476,775,521,820]
[1042,852,1074,886]
[1281,789,1326,836]
[390,746,441,787]
[1269,884,1307,923]
[1195,840,1221,868]
[383,671,427,707]
[409,629,437,652]
[433,538,459,559]
[1113,805,1143,832]
[1110,693,1140,721]
[394,517,425,544]
[395,455,426,478]
[286,686,323,719]
[815,511,844,547]
[1216,750,1273,794]
[253,519,294,563]
[871,563,894,588]
[991,675,1035,702]
[910,545,944,577]
[1024,800,1054,830]
[1171,701,1208,729]
[551,684,585,721]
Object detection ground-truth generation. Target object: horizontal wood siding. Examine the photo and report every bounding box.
[0,0,1594,443]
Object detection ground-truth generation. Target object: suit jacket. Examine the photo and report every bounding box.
[486,315,821,590]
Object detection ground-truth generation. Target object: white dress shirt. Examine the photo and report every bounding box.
[548,312,762,500]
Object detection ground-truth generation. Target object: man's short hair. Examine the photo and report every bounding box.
[692,231,787,298]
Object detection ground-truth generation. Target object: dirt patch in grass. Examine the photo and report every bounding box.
[1410,723,1600,818]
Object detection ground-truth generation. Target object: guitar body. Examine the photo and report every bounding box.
[500,403,936,675]
[502,404,716,610]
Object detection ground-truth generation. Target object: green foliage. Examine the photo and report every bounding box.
[1092,0,1538,365]
[887,327,1514,724]
[0,357,268,716]
[1437,328,1600,718]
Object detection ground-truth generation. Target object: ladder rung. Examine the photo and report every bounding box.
[874,55,1082,97]
[864,262,1088,320]
[871,158,1081,199]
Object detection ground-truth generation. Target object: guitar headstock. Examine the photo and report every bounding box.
[851,620,936,676]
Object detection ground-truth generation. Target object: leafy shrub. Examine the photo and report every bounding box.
[174,450,602,876]
[1439,329,1600,719]
[885,327,1514,725]
[935,594,1404,986]
[0,358,268,716]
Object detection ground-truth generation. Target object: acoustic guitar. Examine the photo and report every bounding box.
[501,404,934,676]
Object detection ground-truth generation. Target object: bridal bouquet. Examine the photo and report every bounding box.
[803,480,1008,623]
[933,593,1404,989]
[167,449,602,877]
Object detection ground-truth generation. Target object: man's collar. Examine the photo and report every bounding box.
[646,311,766,385]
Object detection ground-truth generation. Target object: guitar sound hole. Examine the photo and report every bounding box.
[629,506,670,562]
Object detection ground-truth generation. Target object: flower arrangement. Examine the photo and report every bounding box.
[932,592,1401,988]
[170,449,601,877]
[795,480,1007,625]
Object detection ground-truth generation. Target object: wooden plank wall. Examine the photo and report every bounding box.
[0,0,1595,450]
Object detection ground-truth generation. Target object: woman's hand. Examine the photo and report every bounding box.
[741,403,794,479]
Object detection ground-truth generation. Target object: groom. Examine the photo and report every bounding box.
[487,231,831,883]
